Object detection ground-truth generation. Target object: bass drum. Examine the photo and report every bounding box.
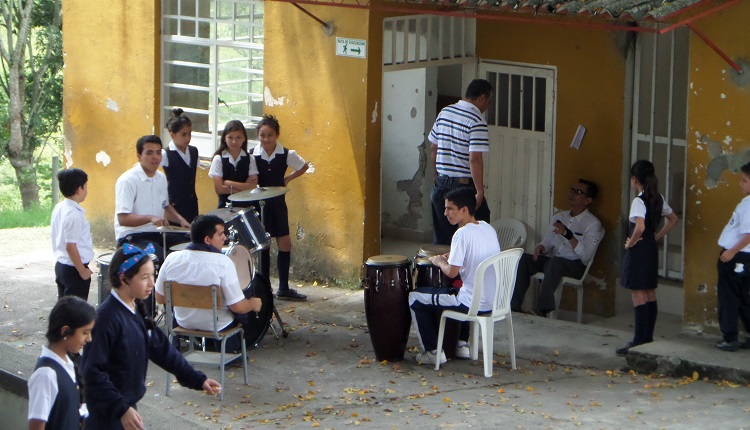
[225,244,273,348]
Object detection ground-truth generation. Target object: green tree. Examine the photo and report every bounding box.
[0,0,63,209]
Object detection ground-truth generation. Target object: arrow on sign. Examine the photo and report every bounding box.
[351,47,361,55]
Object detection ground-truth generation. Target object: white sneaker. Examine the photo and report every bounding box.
[456,344,471,359]
[415,350,447,365]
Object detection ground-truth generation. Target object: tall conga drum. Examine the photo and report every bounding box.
[363,255,413,362]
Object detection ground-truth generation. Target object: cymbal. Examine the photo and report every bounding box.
[170,242,190,252]
[156,225,190,233]
[228,186,289,202]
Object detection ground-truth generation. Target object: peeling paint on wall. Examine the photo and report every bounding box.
[296,223,306,240]
[263,86,285,106]
[106,98,119,112]
[702,134,750,188]
[95,151,111,166]
[371,101,378,124]
[388,141,428,230]
[306,162,315,174]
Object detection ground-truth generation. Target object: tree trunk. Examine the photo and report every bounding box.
[11,158,40,209]
[7,55,40,209]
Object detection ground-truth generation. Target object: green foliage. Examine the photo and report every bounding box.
[0,0,63,208]
[0,203,51,228]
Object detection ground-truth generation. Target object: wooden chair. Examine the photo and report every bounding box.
[530,235,603,324]
[490,218,527,250]
[435,248,523,377]
[164,282,248,400]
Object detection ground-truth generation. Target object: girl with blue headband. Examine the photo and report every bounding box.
[80,244,221,429]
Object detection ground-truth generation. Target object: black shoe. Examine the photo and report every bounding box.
[276,289,307,301]
[716,340,740,352]
[616,342,634,357]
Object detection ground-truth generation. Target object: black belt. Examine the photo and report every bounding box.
[438,175,473,185]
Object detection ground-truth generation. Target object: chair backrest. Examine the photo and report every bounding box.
[575,231,604,282]
[490,218,527,250]
[466,248,524,317]
[164,281,223,336]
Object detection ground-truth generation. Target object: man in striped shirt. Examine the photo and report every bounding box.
[429,79,494,245]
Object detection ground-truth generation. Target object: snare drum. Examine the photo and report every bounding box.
[225,244,272,347]
[362,255,413,362]
[225,208,270,252]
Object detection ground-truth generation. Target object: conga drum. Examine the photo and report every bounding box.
[416,244,460,359]
[416,244,455,288]
[362,255,413,362]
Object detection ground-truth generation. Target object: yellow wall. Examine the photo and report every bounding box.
[62,2,160,231]
[476,21,628,316]
[684,3,750,331]
[265,4,373,282]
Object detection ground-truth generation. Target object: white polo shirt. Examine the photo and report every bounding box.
[114,164,169,240]
[208,150,259,178]
[155,249,245,331]
[251,142,307,171]
[51,198,94,265]
[160,141,191,168]
[428,100,490,178]
[27,345,82,422]
[719,195,750,252]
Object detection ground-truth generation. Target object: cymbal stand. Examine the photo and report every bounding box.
[257,198,289,339]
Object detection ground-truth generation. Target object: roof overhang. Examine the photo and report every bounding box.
[268,0,740,34]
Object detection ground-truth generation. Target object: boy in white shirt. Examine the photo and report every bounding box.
[50,168,94,300]
[716,161,750,351]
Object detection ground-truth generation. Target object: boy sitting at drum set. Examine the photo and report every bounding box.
[154,214,262,352]
[408,187,501,365]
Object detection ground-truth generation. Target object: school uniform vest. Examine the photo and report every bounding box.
[34,356,80,430]
[621,195,660,290]
[252,147,289,187]
[218,155,251,208]
[163,146,199,222]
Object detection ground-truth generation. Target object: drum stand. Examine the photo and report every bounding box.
[256,199,289,340]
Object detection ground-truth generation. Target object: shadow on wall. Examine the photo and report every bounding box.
[90,216,116,250]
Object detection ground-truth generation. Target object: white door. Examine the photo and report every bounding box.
[478,61,556,249]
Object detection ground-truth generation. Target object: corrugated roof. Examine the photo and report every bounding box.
[271,0,739,33]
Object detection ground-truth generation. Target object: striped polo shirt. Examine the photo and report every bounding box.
[428,100,490,177]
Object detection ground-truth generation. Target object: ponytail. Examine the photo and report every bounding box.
[135,299,156,331]
[631,160,663,230]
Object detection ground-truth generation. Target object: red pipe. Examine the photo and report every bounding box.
[292,2,329,28]
[687,22,742,73]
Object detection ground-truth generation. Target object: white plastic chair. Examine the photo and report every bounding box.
[435,248,523,377]
[490,218,527,250]
[530,237,602,324]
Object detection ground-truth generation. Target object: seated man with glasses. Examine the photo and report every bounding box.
[510,179,604,317]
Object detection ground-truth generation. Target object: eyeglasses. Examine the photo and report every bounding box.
[569,187,589,196]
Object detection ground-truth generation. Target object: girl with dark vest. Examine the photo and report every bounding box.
[161,108,199,223]
[616,160,678,356]
[208,120,259,209]
[81,244,221,429]
[251,115,309,301]
[28,296,96,429]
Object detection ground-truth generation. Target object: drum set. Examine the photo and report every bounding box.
[96,186,292,348]
[362,244,461,362]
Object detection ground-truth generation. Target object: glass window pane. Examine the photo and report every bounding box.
[510,74,521,129]
[497,73,509,128]
[522,75,533,131]
[534,77,546,132]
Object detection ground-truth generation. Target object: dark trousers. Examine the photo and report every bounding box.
[409,287,475,352]
[430,176,490,245]
[510,254,585,313]
[717,250,750,342]
[55,262,91,301]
